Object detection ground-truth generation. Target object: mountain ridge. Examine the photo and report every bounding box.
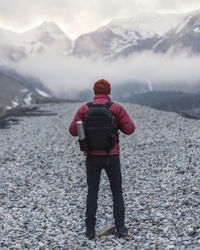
[0,10,200,62]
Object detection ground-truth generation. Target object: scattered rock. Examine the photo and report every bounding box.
[0,102,199,249]
[98,225,115,237]
[187,227,197,237]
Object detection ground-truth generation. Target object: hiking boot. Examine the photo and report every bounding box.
[116,226,128,238]
[85,218,96,240]
[86,228,95,240]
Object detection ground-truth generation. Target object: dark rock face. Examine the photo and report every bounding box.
[0,66,51,94]
[113,36,160,58]
[0,73,26,107]
[0,70,54,118]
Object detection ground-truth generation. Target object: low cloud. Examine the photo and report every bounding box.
[15,51,200,98]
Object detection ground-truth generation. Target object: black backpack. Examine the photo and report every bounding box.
[84,101,118,154]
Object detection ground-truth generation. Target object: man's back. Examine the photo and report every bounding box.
[69,94,135,155]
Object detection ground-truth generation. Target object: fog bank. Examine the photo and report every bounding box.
[15,51,200,98]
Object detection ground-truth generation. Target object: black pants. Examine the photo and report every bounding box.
[85,155,125,229]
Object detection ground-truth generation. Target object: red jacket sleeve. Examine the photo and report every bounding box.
[69,104,88,136]
[112,103,135,135]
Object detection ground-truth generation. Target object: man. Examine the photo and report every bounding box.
[69,79,135,240]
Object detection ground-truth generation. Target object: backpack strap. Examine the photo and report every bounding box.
[86,102,93,109]
[104,101,118,166]
[87,101,113,109]
[105,101,114,109]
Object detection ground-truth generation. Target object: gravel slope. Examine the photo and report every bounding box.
[0,102,200,249]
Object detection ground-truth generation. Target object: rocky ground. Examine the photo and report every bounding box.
[0,102,200,249]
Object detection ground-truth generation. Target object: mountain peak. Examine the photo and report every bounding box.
[37,21,62,32]
[22,21,69,41]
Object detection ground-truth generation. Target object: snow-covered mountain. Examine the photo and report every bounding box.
[20,22,72,56]
[0,21,72,63]
[1,11,200,62]
[72,13,187,60]
[154,10,200,53]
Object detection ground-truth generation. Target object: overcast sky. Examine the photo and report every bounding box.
[0,0,200,38]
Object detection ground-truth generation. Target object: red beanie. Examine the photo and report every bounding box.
[93,79,111,95]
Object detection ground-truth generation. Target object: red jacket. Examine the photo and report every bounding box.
[69,94,135,155]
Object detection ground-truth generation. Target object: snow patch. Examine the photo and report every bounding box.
[24,93,32,105]
[194,27,200,33]
[6,106,12,110]
[12,101,18,107]
[35,88,51,97]
[176,15,192,33]
[21,88,29,93]
[153,37,164,49]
